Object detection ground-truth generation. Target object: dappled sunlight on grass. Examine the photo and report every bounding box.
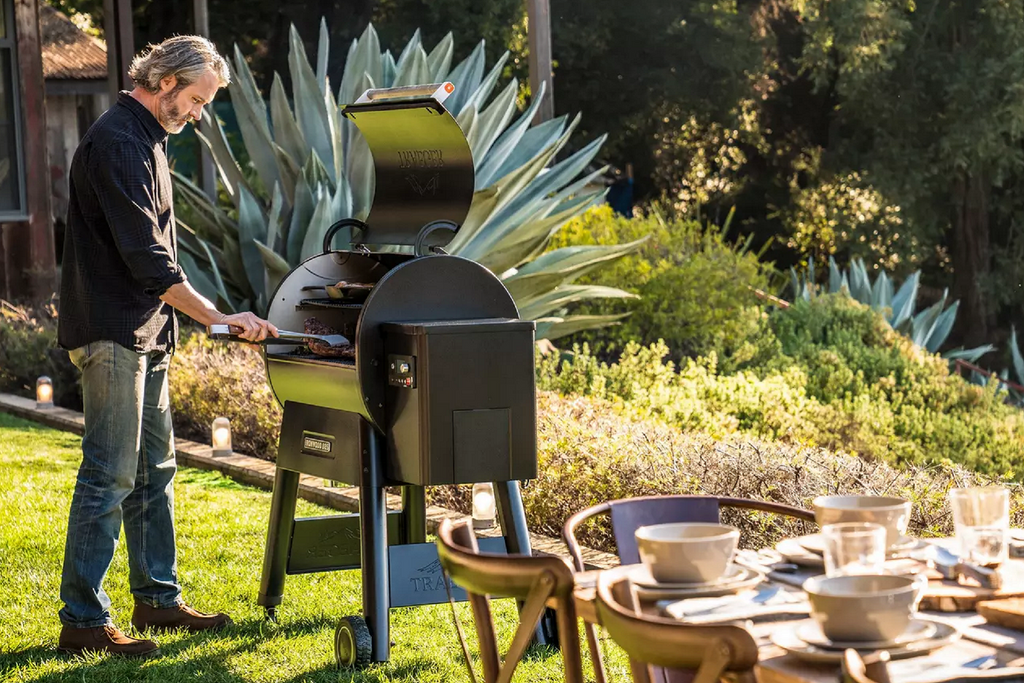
[0,412,620,682]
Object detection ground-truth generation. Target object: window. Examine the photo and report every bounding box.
[0,0,25,220]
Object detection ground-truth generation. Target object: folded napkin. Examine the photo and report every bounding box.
[658,584,809,624]
[889,655,1024,683]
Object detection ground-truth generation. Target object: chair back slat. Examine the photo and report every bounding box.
[564,494,814,683]
[610,496,721,565]
[595,567,759,681]
[842,649,891,683]
[436,519,585,683]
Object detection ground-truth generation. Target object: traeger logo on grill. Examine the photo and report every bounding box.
[397,149,444,169]
[406,173,439,196]
[302,433,333,457]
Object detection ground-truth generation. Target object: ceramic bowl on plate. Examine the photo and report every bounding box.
[812,495,911,549]
[802,574,919,643]
[635,522,739,584]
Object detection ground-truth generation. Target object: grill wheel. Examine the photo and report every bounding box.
[335,615,373,668]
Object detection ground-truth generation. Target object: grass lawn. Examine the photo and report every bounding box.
[0,413,621,682]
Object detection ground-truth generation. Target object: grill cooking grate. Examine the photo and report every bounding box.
[296,298,365,311]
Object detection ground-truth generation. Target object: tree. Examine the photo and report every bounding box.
[549,0,762,198]
[791,0,1024,345]
[621,0,1024,350]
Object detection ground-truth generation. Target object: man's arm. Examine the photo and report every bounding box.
[88,140,277,342]
[90,139,188,295]
[161,281,278,342]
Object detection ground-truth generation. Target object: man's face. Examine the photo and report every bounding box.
[156,69,220,134]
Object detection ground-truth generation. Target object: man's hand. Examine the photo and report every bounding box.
[222,311,279,342]
[160,282,279,342]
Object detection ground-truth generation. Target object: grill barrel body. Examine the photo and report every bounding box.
[264,253,527,439]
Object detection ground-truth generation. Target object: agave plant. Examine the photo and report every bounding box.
[789,257,992,358]
[1006,327,1024,404]
[171,21,641,340]
[790,257,1024,406]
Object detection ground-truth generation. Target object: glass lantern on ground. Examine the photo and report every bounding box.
[36,376,53,409]
[211,417,232,457]
[472,482,497,530]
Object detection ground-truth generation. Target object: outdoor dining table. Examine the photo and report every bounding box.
[565,547,1024,683]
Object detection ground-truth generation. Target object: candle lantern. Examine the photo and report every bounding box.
[211,417,232,456]
[472,482,497,530]
[36,376,53,409]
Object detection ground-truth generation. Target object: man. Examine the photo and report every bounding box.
[56,35,278,658]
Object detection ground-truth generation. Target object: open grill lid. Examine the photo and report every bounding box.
[341,83,474,248]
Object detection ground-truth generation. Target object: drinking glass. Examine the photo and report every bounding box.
[821,522,887,577]
[948,487,1009,567]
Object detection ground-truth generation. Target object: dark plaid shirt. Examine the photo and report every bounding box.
[58,92,187,353]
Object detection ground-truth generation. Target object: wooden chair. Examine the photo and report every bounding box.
[595,565,760,683]
[564,494,815,683]
[841,649,892,683]
[435,518,585,683]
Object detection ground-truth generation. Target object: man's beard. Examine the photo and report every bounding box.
[157,93,190,133]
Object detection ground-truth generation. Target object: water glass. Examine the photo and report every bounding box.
[822,522,887,577]
[948,486,1009,567]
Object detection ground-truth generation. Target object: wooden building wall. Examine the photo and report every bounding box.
[0,0,55,303]
[45,89,107,258]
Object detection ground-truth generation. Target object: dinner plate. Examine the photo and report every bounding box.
[796,533,921,557]
[796,618,939,651]
[775,537,826,568]
[630,565,765,600]
[771,619,960,663]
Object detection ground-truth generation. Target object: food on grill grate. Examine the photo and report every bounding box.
[304,317,355,357]
[322,280,374,300]
[335,280,373,290]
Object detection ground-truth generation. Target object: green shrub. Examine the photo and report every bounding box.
[433,391,1022,554]
[547,205,773,365]
[168,332,282,459]
[538,296,1024,477]
[162,328,1023,553]
[0,300,81,410]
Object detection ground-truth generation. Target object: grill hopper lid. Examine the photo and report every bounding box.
[342,83,474,248]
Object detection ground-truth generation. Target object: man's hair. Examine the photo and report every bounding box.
[128,35,230,94]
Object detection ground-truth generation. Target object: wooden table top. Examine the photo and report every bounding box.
[568,566,1024,683]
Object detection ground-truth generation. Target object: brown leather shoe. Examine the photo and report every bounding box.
[131,601,232,633]
[58,624,160,658]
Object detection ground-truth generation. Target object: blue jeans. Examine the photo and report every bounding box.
[60,340,181,628]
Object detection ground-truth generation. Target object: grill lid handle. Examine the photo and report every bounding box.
[341,83,474,248]
[323,218,369,254]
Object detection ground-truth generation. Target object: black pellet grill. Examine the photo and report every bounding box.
[243,84,539,667]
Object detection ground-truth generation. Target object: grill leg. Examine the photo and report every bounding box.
[258,467,300,613]
[400,485,427,544]
[360,429,390,663]
[494,480,531,555]
[494,480,551,646]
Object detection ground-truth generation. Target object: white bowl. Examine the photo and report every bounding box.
[813,495,911,549]
[803,574,920,642]
[635,523,739,584]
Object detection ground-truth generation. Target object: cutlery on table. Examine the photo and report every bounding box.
[913,543,1002,590]
[734,549,799,574]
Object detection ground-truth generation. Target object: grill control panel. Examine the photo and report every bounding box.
[388,354,416,388]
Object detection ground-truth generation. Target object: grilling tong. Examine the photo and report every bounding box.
[208,324,350,348]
